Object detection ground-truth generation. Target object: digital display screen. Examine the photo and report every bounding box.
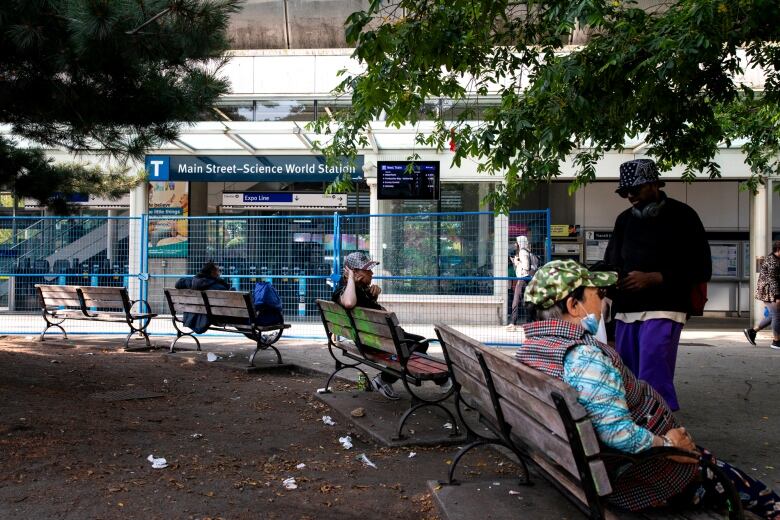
[377,161,440,200]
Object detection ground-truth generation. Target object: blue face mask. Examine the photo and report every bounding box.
[580,313,600,335]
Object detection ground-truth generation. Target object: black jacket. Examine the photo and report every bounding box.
[175,275,230,291]
[605,196,711,314]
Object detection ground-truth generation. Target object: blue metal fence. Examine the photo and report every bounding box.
[0,210,550,345]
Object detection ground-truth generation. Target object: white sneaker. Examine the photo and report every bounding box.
[505,324,516,331]
[370,375,400,400]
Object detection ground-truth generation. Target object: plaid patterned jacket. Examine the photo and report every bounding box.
[518,320,698,511]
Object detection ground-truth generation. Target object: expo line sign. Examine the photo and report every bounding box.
[145,155,364,183]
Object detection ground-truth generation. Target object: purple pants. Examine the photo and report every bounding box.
[615,319,684,411]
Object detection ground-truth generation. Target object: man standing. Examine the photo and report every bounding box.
[605,159,711,411]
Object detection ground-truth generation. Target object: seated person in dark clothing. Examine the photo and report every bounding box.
[332,251,433,400]
[174,261,231,333]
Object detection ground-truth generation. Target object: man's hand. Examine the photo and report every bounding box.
[619,271,663,292]
[368,285,381,299]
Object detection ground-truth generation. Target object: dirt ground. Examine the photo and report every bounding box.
[0,337,519,520]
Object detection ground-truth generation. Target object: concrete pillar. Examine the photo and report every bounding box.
[366,175,383,289]
[750,179,772,326]
[106,209,115,262]
[128,182,149,300]
[495,214,509,323]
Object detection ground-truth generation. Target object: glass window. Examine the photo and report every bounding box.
[317,99,352,120]
[255,100,315,122]
[379,182,495,295]
[214,101,255,121]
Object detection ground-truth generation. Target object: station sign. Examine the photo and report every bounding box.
[222,192,347,210]
[145,155,364,182]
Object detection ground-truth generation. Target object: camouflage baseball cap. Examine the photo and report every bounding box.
[524,260,617,309]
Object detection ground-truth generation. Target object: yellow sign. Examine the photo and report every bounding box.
[550,225,570,237]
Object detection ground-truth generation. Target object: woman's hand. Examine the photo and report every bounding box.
[368,285,381,299]
[663,427,699,463]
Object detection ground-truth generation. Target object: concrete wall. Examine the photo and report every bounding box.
[228,0,369,49]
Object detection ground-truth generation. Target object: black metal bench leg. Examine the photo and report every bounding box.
[323,364,370,394]
[441,438,532,487]
[169,332,200,353]
[394,401,460,441]
[248,342,282,367]
[124,330,134,349]
[40,323,68,342]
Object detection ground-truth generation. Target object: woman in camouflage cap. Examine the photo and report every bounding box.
[517,260,780,518]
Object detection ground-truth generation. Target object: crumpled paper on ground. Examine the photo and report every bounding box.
[147,454,168,469]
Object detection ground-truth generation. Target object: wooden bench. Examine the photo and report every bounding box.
[165,288,290,366]
[316,299,457,439]
[434,324,744,520]
[36,284,156,349]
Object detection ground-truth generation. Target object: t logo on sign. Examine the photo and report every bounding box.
[145,156,169,180]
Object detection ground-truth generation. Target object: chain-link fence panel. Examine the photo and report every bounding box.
[0,216,142,334]
[0,211,551,346]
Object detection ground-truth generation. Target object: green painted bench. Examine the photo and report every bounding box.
[316,299,458,439]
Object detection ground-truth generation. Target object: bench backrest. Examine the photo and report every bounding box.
[316,299,358,343]
[78,286,131,313]
[36,284,82,309]
[350,306,410,359]
[434,324,612,503]
[164,288,208,317]
[203,290,254,324]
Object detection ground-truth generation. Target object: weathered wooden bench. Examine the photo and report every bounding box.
[434,324,744,520]
[36,284,156,349]
[316,299,457,439]
[165,288,290,366]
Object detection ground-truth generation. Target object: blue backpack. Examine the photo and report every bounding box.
[252,281,284,326]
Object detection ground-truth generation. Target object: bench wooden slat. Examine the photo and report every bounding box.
[322,309,353,328]
[352,317,396,338]
[333,338,360,355]
[208,306,253,318]
[169,295,207,305]
[406,355,448,376]
[81,298,125,308]
[172,303,209,313]
[358,333,399,354]
[330,323,357,341]
[204,291,249,308]
[480,347,587,420]
[79,286,126,295]
[42,298,82,307]
[350,306,400,327]
[37,285,81,295]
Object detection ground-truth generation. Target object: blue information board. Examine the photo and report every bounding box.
[145,155,364,182]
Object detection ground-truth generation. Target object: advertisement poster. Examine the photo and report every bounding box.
[710,243,739,279]
[148,182,188,257]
